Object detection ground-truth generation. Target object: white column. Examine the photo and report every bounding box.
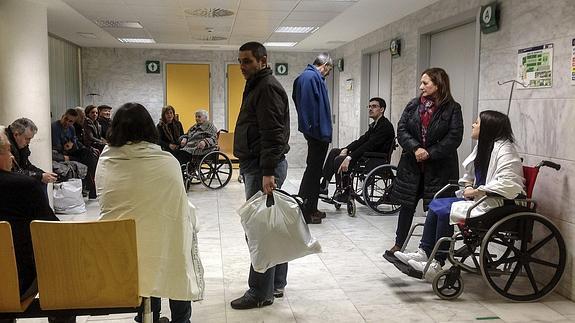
[0,0,51,172]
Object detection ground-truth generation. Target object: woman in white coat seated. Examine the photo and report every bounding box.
[96,103,204,323]
[394,110,525,281]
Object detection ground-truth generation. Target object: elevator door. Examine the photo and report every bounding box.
[429,21,477,173]
[165,63,210,130]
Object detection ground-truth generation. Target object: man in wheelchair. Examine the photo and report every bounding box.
[319,97,395,204]
[393,110,525,281]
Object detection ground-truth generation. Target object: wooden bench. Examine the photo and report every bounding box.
[218,131,239,168]
[0,219,151,322]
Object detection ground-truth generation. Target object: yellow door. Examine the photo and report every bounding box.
[226,64,245,131]
[166,63,210,130]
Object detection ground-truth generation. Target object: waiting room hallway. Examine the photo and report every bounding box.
[23,169,575,323]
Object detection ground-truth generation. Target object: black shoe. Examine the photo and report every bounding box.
[333,191,349,203]
[273,288,284,298]
[230,294,273,310]
[315,210,327,219]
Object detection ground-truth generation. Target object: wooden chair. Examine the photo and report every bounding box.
[30,219,141,310]
[217,131,239,168]
[0,221,36,313]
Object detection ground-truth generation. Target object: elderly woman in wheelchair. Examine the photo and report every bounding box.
[176,110,233,190]
[387,110,566,301]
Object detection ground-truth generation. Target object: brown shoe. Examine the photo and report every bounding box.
[305,214,322,224]
[384,245,401,257]
[314,210,327,219]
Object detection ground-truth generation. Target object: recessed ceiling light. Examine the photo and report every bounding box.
[118,38,155,44]
[275,26,319,33]
[264,42,297,47]
[77,32,97,39]
[184,8,234,17]
[95,20,143,29]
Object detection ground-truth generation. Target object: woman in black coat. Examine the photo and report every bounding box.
[156,105,185,162]
[386,67,464,256]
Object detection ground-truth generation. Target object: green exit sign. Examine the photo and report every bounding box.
[275,63,288,75]
[146,60,160,73]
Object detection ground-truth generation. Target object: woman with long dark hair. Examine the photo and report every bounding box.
[387,67,464,256]
[394,110,525,280]
[96,103,204,323]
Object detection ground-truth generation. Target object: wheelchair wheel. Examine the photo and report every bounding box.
[347,199,356,217]
[198,151,233,189]
[350,171,365,205]
[433,267,464,300]
[362,165,401,215]
[479,212,566,302]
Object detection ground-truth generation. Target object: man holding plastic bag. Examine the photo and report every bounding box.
[231,41,291,310]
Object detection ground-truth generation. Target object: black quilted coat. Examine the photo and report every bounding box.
[391,97,464,209]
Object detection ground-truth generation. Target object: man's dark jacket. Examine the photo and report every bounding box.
[345,116,395,161]
[5,126,45,181]
[391,97,464,209]
[233,67,290,176]
[0,170,59,295]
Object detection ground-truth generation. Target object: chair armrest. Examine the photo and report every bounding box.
[433,182,461,199]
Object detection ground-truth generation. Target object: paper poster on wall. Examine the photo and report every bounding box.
[517,43,553,89]
[571,38,575,85]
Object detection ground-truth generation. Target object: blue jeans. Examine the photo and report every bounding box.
[419,209,454,264]
[241,159,288,301]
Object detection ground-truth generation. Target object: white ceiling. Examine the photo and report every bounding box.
[41,0,439,51]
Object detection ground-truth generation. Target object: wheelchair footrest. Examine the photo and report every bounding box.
[383,253,423,279]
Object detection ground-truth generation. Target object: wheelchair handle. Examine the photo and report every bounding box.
[433,182,461,199]
[536,160,561,171]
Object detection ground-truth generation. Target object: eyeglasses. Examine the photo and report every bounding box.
[367,104,381,109]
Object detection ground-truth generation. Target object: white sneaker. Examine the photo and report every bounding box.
[394,248,428,265]
[408,259,443,282]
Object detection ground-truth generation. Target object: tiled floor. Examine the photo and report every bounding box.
[21,168,575,323]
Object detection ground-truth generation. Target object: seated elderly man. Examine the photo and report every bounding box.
[173,109,218,164]
[0,126,68,323]
[319,97,395,202]
[5,118,57,184]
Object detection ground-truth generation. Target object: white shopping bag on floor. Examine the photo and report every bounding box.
[53,178,86,214]
[238,190,322,273]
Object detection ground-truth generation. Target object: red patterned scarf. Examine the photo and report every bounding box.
[419,95,437,147]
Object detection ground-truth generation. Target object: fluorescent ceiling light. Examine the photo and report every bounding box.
[275,26,318,33]
[264,42,297,47]
[95,20,143,29]
[77,32,97,39]
[118,38,155,44]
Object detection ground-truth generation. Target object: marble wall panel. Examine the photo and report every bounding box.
[81,47,317,167]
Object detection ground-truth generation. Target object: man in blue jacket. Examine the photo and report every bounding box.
[293,53,333,224]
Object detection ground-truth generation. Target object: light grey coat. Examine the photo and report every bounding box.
[450,140,525,224]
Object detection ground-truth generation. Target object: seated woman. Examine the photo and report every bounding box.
[394,110,525,281]
[96,103,204,323]
[83,105,107,152]
[156,105,184,156]
[175,109,218,164]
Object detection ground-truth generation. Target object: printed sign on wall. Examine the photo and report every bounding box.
[517,43,553,89]
[571,39,575,85]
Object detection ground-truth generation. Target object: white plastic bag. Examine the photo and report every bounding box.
[238,190,322,273]
[53,179,87,214]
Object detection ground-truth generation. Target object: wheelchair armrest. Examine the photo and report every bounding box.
[464,196,537,221]
[433,183,461,199]
[362,152,388,159]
